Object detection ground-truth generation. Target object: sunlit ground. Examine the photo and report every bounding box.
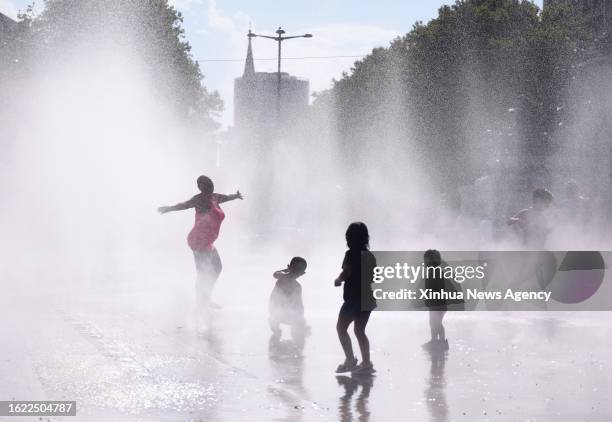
[2,247,611,422]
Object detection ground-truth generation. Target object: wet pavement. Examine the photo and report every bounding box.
[2,276,612,422]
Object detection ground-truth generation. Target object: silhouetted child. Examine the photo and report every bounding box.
[508,188,558,297]
[335,222,377,375]
[507,188,554,248]
[269,257,308,338]
[422,249,450,351]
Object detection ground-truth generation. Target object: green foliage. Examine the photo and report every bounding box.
[317,0,608,188]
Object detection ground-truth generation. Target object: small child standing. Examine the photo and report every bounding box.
[269,257,308,338]
[334,222,377,375]
[422,249,450,351]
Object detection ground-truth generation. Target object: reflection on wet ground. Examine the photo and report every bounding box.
[268,332,308,422]
[424,349,448,422]
[336,373,374,422]
[2,286,612,421]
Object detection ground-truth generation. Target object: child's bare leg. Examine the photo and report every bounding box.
[354,312,372,364]
[429,310,445,340]
[429,310,437,340]
[438,311,447,340]
[336,313,355,361]
[438,323,445,341]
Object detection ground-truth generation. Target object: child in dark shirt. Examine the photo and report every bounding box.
[269,257,308,338]
[334,222,377,375]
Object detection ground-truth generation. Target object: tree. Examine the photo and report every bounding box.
[314,0,606,193]
[19,0,222,132]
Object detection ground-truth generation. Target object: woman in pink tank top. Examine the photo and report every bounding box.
[187,197,226,252]
[158,175,243,320]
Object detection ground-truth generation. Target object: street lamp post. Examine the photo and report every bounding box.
[249,27,312,130]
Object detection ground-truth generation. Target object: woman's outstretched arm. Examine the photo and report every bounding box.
[214,190,243,204]
[158,196,197,214]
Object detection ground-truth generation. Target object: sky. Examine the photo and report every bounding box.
[1,0,543,128]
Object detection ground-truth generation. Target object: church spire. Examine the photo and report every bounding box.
[243,29,255,78]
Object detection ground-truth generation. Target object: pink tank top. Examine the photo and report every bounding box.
[187,198,225,251]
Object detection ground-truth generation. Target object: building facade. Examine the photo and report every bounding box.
[0,12,17,34]
[233,35,309,147]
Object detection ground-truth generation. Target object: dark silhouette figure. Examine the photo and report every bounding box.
[422,249,450,351]
[507,188,554,248]
[335,222,377,375]
[336,374,374,422]
[158,175,242,328]
[269,257,309,338]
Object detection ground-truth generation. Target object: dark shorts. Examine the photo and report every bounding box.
[339,301,373,318]
[427,304,448,312]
